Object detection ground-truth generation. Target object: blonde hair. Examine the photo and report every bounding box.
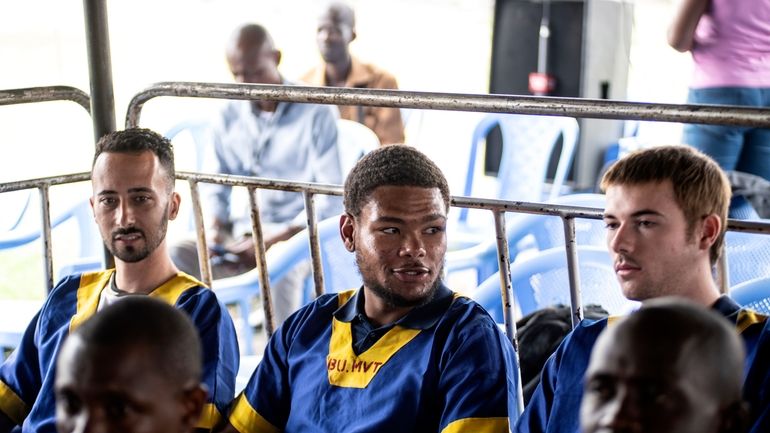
[600,145,731,265]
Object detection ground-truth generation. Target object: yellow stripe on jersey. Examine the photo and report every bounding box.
[70,270,113,331]
[0,380,28,425]
[229,393,280,433]
[195,402,221,430]
[327,290,421,388]
[441,417,510,433]
[737,309,768,334]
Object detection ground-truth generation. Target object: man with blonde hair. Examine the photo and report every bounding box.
[517,145,770,433]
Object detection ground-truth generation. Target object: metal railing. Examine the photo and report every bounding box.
[0,86,92,291]
[4,83,770,415]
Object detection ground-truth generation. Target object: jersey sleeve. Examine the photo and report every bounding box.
[515,335,566,433]
[228,317,294,433]
[437,310,516,433]
[176,289,240,431]
[0,309,42,427]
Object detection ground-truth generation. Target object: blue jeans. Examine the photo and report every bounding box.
[684,87,770,181]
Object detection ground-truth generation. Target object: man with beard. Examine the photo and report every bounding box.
[516,145,770,433]
[0,129,239,433]
[301,2,405,145]
[216,145,517,433]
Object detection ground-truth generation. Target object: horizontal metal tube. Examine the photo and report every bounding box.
[126,82,770,129]
[2,171,768,235]
[0,86,91,114]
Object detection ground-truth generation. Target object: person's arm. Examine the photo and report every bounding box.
[667,0,710,52]
[178,289,240,431]
[0,309,45,432]
[436,313,516,433]
[218,316,295,433]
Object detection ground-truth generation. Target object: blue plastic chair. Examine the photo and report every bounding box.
[724,230,770,288]
[456,113,580,238]
[0,198,103,274]
[470,246,638,323]
[731,277,770,314]
[212,215,358,354]
[446,194,607,287]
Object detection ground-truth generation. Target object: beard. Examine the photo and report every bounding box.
[107,213,168,263]
[356,250,444,308]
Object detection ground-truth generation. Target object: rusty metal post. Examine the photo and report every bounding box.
[492,210,524,415]
[188,180,212,288]
[248,187,275,337]
[39,185,54,292]
[304,192,325,298]
[562,216,583,327]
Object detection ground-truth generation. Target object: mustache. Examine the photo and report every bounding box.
[111,227,144,239]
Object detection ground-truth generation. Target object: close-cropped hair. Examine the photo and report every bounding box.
[344,144,450,217]
[73,296,202,385]
[92,128,176,189]
[600,145,731,264]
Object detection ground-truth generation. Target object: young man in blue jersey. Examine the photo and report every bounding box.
[55,297,208,433]
[0,129,239,433]
[516,145,769,433]
[218,145,517,433]
[581,298,748,433]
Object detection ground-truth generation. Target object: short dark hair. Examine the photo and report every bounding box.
[92,128,176,189]
[344,145,450,217]
[72,296,202,386]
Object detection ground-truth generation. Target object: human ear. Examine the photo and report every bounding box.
[699,214,721,250]
[718,400,749,433]
[340,213,356,252]
[180,384,207,432]
[168,192,181,220]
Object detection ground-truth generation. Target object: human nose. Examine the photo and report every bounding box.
[399,232,426,258]
[116,201,136,227]
[608,222,633,254]
[599,389,642,433]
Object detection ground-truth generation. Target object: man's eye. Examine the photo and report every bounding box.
[104,398,129,420]
[425,226,445,234]
[587,380,615,401]
[57,391,82,415]
[100,197,117,206]
[133,195,150,203]
[381,228,398,234]
[637,220,656,228]
[603,221,618,230]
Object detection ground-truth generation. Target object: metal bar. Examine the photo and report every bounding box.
[0,86,91,113]
[83,0,116,141]
[562,217,583,328]
[39,185,54,292]
[248,187,275,337]
[492,210,524,415]
[188,180,212,288]
[126,82,770,129]
[304,192,325,298]
[2,172,770,235]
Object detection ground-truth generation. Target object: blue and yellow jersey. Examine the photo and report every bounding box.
[516,295,770,433]
[0,270,239,433]
[229,285,517,433]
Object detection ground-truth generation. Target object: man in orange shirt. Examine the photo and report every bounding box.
[302,2,405,145]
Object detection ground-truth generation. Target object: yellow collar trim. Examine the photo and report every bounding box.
[327,290,421,389]
[69,271,202,332]
[737,309,768,334]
